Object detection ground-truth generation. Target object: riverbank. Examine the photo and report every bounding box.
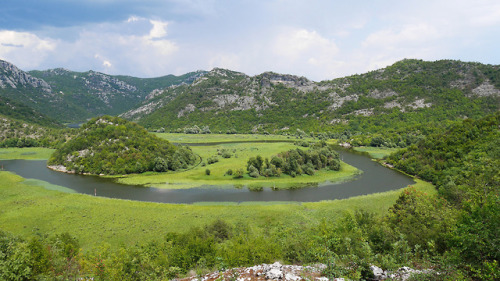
[117,139,360,190]
[0,168,434,249]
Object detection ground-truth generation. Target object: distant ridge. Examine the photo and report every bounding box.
[122,59,500,133]
[0,59,207,122]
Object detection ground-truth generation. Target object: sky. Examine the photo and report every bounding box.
[1,0,499,81]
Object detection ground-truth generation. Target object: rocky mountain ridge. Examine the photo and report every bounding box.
[0,60,52,93]
[0,59,207,122]
[125,59,500,133]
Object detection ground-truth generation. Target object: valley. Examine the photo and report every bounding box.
[0,58,498,280]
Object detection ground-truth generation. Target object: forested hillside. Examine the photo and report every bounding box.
[0,96,61,128]
[0,59,206,122]
[47,116,197,175]
[124,60,499,141]
[29,68,206,121]
[386,112,499,278]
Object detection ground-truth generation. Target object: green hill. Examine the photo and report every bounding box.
[386,113,499,273]
[47,116,197,175]
[124,60,499,138]
[0,59,206,122]
[387,111,499,203]
[0,96,61,128]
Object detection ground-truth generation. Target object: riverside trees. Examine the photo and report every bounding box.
[246,141,341,178]
[48,116,197,175]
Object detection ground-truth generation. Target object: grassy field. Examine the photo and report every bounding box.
[153,133,308,143]
[0,141,434,251]
[119,135,358,189]
[0,147,55,160]
[0,170,434,250]
[352,146,401,159]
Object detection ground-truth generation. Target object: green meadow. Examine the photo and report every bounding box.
[118,134,358,189]
[153,132,305,143]
[0,140,430,250]
[0,147,55,160]
[352,146,400,159]
[0,170,432,250]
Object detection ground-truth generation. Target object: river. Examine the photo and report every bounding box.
[1,148,414,204]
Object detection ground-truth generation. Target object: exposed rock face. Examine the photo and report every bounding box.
[327,93,358,111]
[0,60,52,92]
[369,89,398,99]
[177,262,435,281]
[178,262,327,281]
[471,81,500,97]
[178,104,196,117]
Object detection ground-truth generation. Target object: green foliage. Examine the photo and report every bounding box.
[47,116,197,175]
[247,141,341,178]
[207,156,219,164]
[0,96,61,128]
[386,113,500,277]
[386,112,500,204]
[387,187,457,253]
[233,169,244,179]
[135,60,499,139]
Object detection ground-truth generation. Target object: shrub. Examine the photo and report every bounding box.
[207,156,219,164]
[248,165,260,178]
[205,169,211,175]
[233,169,244,179]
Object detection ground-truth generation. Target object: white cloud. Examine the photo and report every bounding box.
[208,53,241,70]
[267,28,342,80]
[0,30,57,68]
[127,16,140,23]
[363,24,441,49]
[273,28,339,61]
[148,20,169,39]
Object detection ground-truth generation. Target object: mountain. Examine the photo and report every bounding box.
[0,95,61,128]
[28,68,206,122]
[123,59,500,134]
[0,59,206,122]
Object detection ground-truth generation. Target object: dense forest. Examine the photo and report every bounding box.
[47,116,197,175]
[246,141,341,178]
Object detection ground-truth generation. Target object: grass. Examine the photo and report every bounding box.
[352,146,401,159]
[0,141,434,251]
[118,141,359,189]
[0,170,431,250]
[0,147,55,160]
[153,133,309,144]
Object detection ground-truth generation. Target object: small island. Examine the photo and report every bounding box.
[47,116,197,175]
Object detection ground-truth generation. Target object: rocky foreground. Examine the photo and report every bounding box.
[177,262,435,281]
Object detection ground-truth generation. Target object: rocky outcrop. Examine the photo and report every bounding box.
[471,81,500,97]
[0,60,52,92]
[178,262,327,281]
[177,262,435,281]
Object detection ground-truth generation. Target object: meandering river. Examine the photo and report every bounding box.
[1,148,414,204]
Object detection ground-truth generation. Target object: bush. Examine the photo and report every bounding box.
[205,169,211,175]
[225,169,233,176]
[207,156,219,164]
[248,165,260,178]
[233,169,244,179]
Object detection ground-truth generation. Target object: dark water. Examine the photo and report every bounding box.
[1,148,414,204]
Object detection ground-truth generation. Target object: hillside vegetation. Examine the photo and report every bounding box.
[0,59,206,122]
[387,112,499,277]
[124,60,499,141]
[47,116,197,175]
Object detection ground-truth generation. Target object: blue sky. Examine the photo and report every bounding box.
[1,0,499,81]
